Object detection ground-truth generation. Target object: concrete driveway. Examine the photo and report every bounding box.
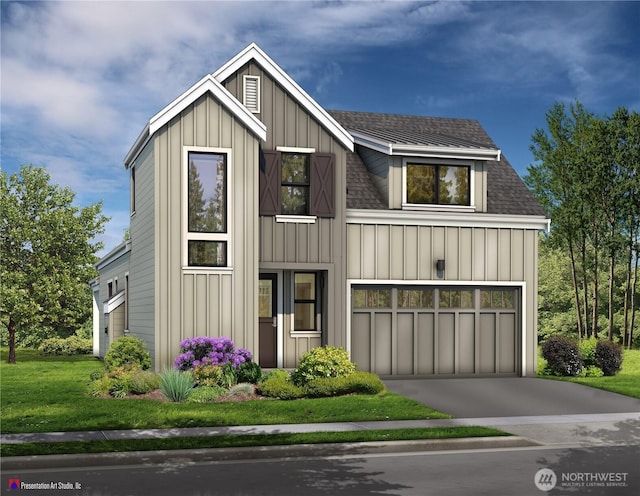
[384,377,640,418]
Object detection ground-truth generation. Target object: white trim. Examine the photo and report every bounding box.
[350,130,501,161]
[103,291,126,314]
[346,279,528,377]
[276,215,317,224]
[124,75,266,167]
[259,270,284,368]
[182,146,233,268]
[214,43,354,152]
[276,146,316,154]
[401,157,476,210]
[346,209,551,232]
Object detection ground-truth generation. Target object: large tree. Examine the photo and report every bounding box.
[526,102,639,346]
[0,165,109,363]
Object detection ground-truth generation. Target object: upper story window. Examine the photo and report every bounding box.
[259,148,335,219]
[281,153,310,215]
[406,163,470,206]
[184,149,229,267]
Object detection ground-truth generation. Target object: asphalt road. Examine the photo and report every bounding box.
[5,444,638,496]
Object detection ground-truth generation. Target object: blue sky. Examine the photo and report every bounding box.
[2,1,639,256]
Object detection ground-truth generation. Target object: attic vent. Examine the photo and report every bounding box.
[243,75,260,113]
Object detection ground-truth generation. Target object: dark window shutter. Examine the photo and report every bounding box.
[310,153,335,218]
[259,150,281,216]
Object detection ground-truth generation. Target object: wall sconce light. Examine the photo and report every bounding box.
[436,259,446,272]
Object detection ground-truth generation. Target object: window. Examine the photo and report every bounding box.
[398,289,434,308]
[185,150,229,267]
[281,153,310,215]
[352,288,391,309]
[130,166,135,214]
[480,290,515,309]
[259,149,335,218]
[294,273,317,331]
[439,290,474,308]
[406,163,470,206]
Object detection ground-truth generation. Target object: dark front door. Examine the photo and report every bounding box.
[258,274,277,368]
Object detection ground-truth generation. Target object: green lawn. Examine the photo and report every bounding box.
[0,348,449,435]
[538,348,640,399]
[1,348,509,457]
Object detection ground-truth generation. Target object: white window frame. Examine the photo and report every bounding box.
[243,75,261,114]
[401,157,476,212]
[182,146,233,269]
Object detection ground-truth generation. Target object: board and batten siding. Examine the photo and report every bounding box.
[223,61,350,365]
[151,92,261,370]
[128,140,156,364]
[346,223,539,375]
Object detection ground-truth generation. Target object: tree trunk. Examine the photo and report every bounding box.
[623,235,632,347]
[567,238,584,338]
[8,316,16,364]
[581,237,591,337]
[630,242,639,349]
[608,252,615,340]
[592,230,599,338]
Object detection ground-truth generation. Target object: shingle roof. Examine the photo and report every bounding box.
[346,151,387,210]
[329,110,546,216]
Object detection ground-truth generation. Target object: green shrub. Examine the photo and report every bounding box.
[227,382,255,397]
[541,335,583,376]
[104,336,151,371]
[39,336,92,355]
[595,340,623,376]
[192,365,224,387]
[220,363,238,388]
[579,365,605,378]
[130,371,160,394]
[579,337,598,368]
[237,361,263,384]
[263,369,290,380]
[304,371,385,398]
[291,346,356,386]
[187,386,226,403]
[87,375,115,398]
[257,375,305,400]
[159,369,194,402]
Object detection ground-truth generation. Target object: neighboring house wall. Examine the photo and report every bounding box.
[221,61,349,367]
[151,93,261,369]
[94,244,130,358]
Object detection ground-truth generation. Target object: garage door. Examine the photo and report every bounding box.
[351,286,520,376]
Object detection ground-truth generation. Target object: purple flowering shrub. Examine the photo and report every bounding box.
[174,336,252,371]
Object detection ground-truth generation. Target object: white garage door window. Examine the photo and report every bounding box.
[351,286,520,376]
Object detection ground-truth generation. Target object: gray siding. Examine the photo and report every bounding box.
[356,147,389,206]
[96,249,130,357]
[347,224,539,375]
[223,62,349,367]
[128,140,156,365]
[153,93,260,370]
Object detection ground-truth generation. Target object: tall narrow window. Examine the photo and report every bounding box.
[186,151,228,267]
[281,153,310,215]
[130,166,136,214]
[294,273,317,331]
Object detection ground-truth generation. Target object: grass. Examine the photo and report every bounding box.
[1,426,507,457]
[537,348,640,399]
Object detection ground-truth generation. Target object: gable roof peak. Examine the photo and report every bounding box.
[214,43,354,152]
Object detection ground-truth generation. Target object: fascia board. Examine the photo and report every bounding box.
[214,43,354,152]
[124,75,267,168]
[391,144,501,161]
[96,240,132,271]
[352,131,501,161]
[149,75,267,139]
[104,291,126,314]
[346,208,550,231]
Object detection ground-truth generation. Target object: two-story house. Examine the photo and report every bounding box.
[92,43,548,377]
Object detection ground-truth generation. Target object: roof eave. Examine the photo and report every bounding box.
[352,132,501,161]
[124,74,267,168]
[213,43,354,152]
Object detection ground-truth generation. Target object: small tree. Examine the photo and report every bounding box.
[0,165,109,363]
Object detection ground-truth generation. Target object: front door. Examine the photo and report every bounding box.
[258,274,277,368]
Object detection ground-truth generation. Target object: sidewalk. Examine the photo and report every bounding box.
[3,412,639,445]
